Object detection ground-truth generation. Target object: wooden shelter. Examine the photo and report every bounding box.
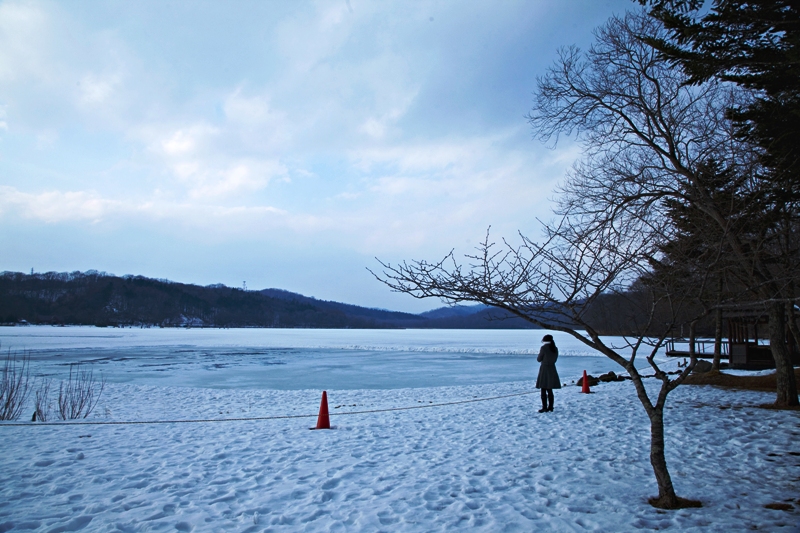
[727,312,775,369]
[665,306,799,370]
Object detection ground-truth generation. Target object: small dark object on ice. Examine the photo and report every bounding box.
[764,502,793,511]
[577,374,599,387]
[31,411,36,422]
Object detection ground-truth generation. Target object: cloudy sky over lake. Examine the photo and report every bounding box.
[1,0,631,312]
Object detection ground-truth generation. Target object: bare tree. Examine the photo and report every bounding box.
[376,224,704,508]
[0,349,33,421]
[374,10,759,508]
[57,364,105,420]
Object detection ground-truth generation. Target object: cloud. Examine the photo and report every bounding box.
[221,88,293,152]
[0,184,305,236]
[144,121,289,199]
[159,125,215,156]
[275,130,573,254]
[78,71,122,105]
[274,2,354,76]
[358,87,419,139]
[0,1,132,122]
[0,1,52,84]
[0,186,119,223]
[223,90,271,125]
[182,161,287,199]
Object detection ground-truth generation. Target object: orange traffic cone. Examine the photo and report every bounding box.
[581,370,591,394]
[312,390,331,430]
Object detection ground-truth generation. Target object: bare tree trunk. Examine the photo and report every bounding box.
[712,306,723,372]
[646,322,702,508]
[627,367,681,508]
[628,370,699,509]
[647,407,679,508]
[787,301,800,357]
[768,302,799,407]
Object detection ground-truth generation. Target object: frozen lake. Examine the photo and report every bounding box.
[0,326,670,390]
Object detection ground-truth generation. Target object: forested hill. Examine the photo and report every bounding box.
[0,271,713,333]
[0,270,542,329]
[0,271,428,328]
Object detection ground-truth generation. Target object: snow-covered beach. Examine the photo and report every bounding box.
[1,327,797,531]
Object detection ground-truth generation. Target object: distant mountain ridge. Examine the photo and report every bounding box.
[258,288,422,323]
[0,270,538,329]
[419,304,489,319]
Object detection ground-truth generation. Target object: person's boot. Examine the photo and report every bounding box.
[538,403,548,413]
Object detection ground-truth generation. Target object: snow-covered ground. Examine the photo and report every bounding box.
[1,327,798,531]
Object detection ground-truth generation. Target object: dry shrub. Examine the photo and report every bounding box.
[57,364,105,420]
[34,378,53,421]
[0,350,32,421]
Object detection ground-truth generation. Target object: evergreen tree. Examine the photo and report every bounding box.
[642,0,800,198]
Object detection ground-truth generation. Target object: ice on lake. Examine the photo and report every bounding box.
[0,326,671,390]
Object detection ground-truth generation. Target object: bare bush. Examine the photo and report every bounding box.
[57,364,105,420]
[1,349,33,421]
[34,378,53,422]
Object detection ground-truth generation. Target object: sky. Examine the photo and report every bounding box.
[0,0,633,313]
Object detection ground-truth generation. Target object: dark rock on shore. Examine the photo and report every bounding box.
[692,360,713,374]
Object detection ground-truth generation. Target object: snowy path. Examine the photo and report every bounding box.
[1,380,798,532]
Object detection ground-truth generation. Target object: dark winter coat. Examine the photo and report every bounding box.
[535,343,561,389]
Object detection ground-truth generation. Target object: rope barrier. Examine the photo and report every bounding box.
[1,366,679,428]
[0,390,537,427]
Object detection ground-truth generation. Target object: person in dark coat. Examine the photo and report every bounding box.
[536,334,561,412]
